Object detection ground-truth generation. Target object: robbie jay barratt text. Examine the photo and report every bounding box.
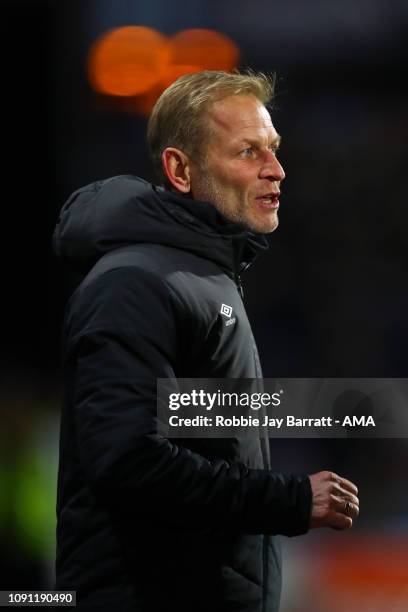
[168,415,376,428]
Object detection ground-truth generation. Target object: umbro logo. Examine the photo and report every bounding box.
[220,303,236,327]
[220,303,233,318]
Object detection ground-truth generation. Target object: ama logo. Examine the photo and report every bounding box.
[342,415,376,427]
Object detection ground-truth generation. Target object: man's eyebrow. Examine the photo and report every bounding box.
[239,135,282,147]
[269,135,282,148]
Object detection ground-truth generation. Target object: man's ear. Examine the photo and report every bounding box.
[161,147,191,193]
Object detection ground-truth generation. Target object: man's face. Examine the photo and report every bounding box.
[189,94,285,234]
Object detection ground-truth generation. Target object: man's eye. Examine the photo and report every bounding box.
[241,147,254,157]
[269,146,280,155]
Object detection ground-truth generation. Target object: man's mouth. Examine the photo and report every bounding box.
[256,192,280,209]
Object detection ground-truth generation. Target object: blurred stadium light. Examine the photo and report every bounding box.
[87,26,239,114]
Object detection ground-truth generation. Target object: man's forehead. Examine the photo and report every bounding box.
[207,94,274,134]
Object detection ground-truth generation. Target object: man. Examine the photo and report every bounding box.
[53,71,359,611]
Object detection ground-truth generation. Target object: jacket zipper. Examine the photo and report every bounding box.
[235,274,244,299]
[235,261,250,299]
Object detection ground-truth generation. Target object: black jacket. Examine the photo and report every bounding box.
[53,175,312,611]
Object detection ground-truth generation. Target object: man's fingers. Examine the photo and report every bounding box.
[332,495,359,519]
[331,512,353,530]
[330,472,358,495]
[345,501,359,519]
[333,487,359,508]
[309,471,360,531]
[340,477,358,495]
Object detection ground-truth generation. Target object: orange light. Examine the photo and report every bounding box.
[162,29,240,88]
[86,27,240,115]
[87,26,168,97]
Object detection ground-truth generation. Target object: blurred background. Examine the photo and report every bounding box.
[2,0,408,609]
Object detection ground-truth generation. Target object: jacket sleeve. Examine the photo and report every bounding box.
[65,266,312,537]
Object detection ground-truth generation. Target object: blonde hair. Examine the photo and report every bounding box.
[147,70,276,186]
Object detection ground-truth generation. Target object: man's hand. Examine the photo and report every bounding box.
[308,470,359,530]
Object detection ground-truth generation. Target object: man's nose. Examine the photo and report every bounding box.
[259,150,285,182]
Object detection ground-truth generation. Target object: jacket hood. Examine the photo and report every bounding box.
[53,175,269,278]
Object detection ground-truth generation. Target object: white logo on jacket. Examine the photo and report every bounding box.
[220,303,233,318]
[220,303,236,327]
